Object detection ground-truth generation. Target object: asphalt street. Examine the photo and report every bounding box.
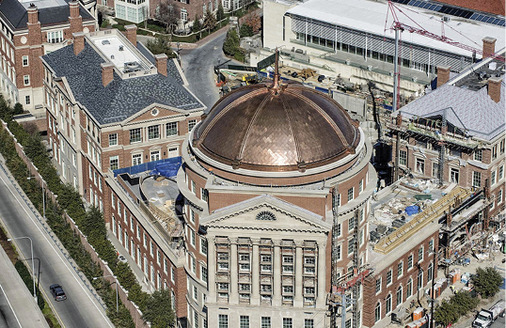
[0,284,20,328]
[180,30,229,111]
[0,160,113,328]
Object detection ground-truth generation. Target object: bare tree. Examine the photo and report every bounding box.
[155,0,180,34]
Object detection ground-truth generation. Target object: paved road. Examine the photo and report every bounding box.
[180,30,229,111]
[0,160,113,328]
[0,245,48,328]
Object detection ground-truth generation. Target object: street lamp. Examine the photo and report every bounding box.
[93,275,118,313]
[8,236,37,302]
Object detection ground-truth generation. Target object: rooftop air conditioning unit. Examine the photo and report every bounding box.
[367,65,373,71]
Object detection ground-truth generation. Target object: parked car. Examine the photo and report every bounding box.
[49,284,67,301]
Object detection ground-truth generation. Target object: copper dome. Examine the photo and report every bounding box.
[192,82,360,172]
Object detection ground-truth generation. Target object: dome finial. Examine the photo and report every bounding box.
[272,48,280,91]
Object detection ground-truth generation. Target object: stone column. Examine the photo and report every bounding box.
[317,239,327,307]
[251,239,260,305]
[230,238,238,304]
[294,242,304,307]
[208,236,216,302]
[273,241,281,306]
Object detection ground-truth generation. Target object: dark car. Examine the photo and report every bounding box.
[49,284,67,301]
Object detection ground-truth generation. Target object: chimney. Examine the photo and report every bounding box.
[101,63,114,87]
[125,25,137,46]
[436,66,450,88]
[487,77,502,103]
[69,0,79,18]
[482,37,496,58]
[27,4,38,24]
[155,54,168,76]
[73,32,85,56]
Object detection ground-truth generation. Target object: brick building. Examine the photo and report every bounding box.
[40,25,204,212]
[388,42,505,220]
[0,0,96,117]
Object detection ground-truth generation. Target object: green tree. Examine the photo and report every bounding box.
[473,267,503,298]
[155,0,179,33]
[143,289,175,327]
[223,29,240,56]
[192,15,202,33]
[203,9,217,31]
[216,2,225,21]
[146,36,176,58]
[13,102,23,115]
[435,299,460,326]
[239,24,253,37]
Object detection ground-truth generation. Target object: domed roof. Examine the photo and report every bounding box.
[192,82,360,172]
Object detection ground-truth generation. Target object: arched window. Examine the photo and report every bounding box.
[375,302,381,322]
[386,294,392,314]
[406,278,413,298]
[396,285,403,307]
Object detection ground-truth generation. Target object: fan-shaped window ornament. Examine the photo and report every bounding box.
[256,211,276,221]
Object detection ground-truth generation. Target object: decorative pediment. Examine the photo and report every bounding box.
[124,104,188,124]
[201,194,331,233]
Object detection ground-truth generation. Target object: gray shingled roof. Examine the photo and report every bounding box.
[42,40,204,125]
[396,77,505,141]
[0,0,94,30]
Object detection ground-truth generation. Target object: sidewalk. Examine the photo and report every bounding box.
[0,245,49,328]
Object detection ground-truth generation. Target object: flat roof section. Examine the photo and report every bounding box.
[92,35,151,74]
[287,0,505,58]
[19,0,67,9]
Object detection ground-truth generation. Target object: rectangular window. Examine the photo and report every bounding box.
[408,254,413,269]
[47,30,64,43]
[304,319,314,328]
[416,158,425,174]
[472,171,481,188]
[240,315,249,328]
[132,153,142,166]
[358,180,363,193]
[474,149,483,161]
[166,122,178,136]
[499,166,504,180]
[348,217,356,231]
[450,168,459,183]
[347,187,354,202]
[375,277,381,293]
[22,56,29,67]
[347,238,355,256]
[491,171,497,185]
[23,75,30,86]
[109,156,119,170]
[200,238,208,255]
[386,269,392,285]
[188,119,197,132]
[283,318,293,328]
[148,125,160,140]
[130,128,142,143]
[150,150,160,162]
[25,95,30,105]
[108,133,118,146]
[201,266,207,282]
[261,317,271,328]
[218,314,228,328]
[418,246,424,262]
[399,150,407,165]
[397,261,403,277]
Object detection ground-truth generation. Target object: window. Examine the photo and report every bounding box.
[408,254,413,269]
[336,244,341,260]
[375,302,381,322]
[193,286,198,299]
[166,122,178,136]
[474,149,483,161]
[492,145,498,160]
[450,168,459,183]
[386,294,392,314]
[25,95,30,105]
[240,316,249,328]
[472,171,481,188]
[417,269,423,290]
[47,30,63,43]
[188,119,197,132]
[397,261,403,277]
[200,238,208,255]
[22,56,29,67]
[498,189,503,204]
[416,158,424,174]
[190,229,196,247]
[347,239,355,256]
[386,270,392,285]
[499,166,504,180]
[304,319,314,328]
[109,133,118,146]
[132,153,142,166]
[218,314,228,328]
[396,286,403,307]
[148,125,160,140]
[150,150,160,161]
[201,266,207,282]
[407,278,413,298]
[348,217,356,231]
[491,171,497,185]
[358,180,363,193]
[23,75,30,86]
[109,156,119,170]
[418,246,424,262]
[375,277,381,293]
[347,187,354,202]
[399,150,407,166]
[500,140,505,154]
[283,318,293,328]
[181,8,188,21]
[432,162,439,178]
[427,263,433,283]
[261,317,271,328]
[429,239,434,254]
[130,128,142,143]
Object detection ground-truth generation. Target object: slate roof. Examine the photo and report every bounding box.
[42,40,204,125]
[394,56,505,142]
[436,0,505,16]
[0,0,94,31]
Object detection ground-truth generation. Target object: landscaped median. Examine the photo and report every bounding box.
[0,97,174,327]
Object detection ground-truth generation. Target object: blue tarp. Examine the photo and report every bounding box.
[113,157,182,177]
[405,205,420,216]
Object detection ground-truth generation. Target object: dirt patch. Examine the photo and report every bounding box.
[0,224,18,263]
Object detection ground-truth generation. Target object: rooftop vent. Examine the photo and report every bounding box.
[124,61,141,73]
[119,45,124,51]
[102,40,110,45]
